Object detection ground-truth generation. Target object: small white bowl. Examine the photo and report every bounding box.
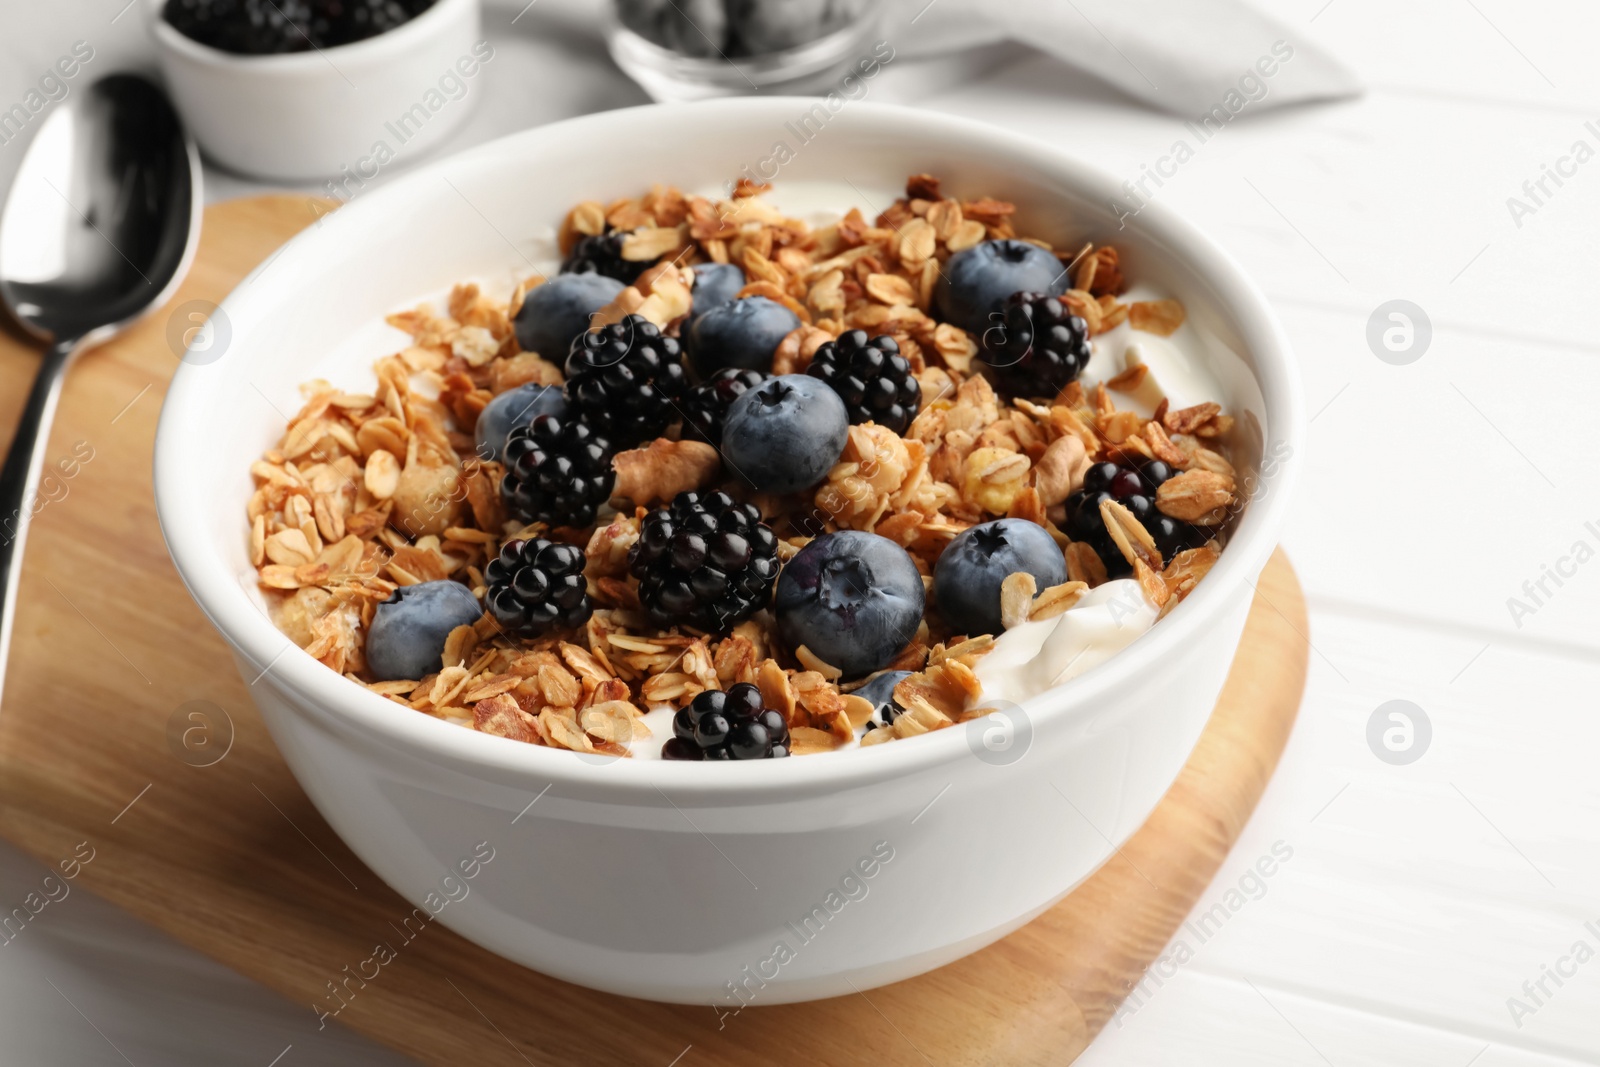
[147,0,482,182]
[153,100,1302,1004]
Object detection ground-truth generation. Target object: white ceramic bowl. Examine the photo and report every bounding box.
[147,0,482,182]
[154,100,1302,1004]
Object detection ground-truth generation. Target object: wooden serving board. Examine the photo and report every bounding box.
[0,196,1308,1066]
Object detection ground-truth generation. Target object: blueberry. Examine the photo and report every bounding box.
[934,519,1067,637]
[685,296,801,377]
[728,0,831,53]
[854,669,912,728]
[365,580,483,682]
[618,0,729,56]
[690,262,747,318]
[934,240,1069,336]
[513,273,625,360]
[774,531,925,679]
[473,383,566,463]
[721,374,848,494]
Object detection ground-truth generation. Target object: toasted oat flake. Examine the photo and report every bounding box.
[265,528,316,568]
[795,645,843,682]
[1135,559,1170,609]
[473,695,531,742]
[1163,402,1222,436]
[896,218,937,265]
[999,572,1037,631]
[1029,581,1089,621]
[865,273,917,307]
[1129,299,1186,337]
[1100,498,1162,571]
[621,226,687,262]
[757,659,796,724]
[790,726,844,755]
[931,634,995,666]
[1156,469,1236,522]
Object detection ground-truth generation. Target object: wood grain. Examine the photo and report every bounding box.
[0,196,1307,1067]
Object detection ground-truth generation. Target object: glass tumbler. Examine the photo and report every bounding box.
[607,0,888,101]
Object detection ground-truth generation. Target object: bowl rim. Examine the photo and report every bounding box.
[147,0,477,69]
[154,98,1304,798]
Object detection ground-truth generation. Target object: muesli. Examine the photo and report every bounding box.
[248,174,1238,761]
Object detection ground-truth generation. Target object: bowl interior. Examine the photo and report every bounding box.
[155,99,1300,787]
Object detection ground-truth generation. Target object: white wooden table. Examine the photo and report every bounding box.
[2,0,1596,1063]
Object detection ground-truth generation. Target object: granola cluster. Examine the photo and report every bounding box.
[248,174,1238,758]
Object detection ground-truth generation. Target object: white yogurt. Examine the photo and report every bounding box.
[973,580,1158,707]
[1083,283,1226,416]
[627,706,680,760]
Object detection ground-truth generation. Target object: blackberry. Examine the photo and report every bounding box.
[499,414,614,528]
[484,537,592,640]
[1063,459,1202,577]
[164,0,316,53]
[979,291,1092,400]
[662,683,790,761]
[563,315,688,448]
[681,368,768,445]
[628,491,780,632]
[162,0,434,52]
[561,231,650,286]
[329,0,433,44]
[806,330,921,435]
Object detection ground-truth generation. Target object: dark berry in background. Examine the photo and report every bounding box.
[628,491,780,633]
[616,0,728,58]
[619,0,872,58]
[500,415,615,529]
[163,0,436,54]
[663,682,790,761]
[806,330,921,435]
[485,537,592,640]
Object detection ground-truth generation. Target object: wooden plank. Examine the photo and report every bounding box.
[0,195,1306,1066]
[1082,969,1600,1067]
[1089,607,1600,1062]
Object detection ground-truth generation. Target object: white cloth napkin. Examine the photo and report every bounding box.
[892,0,1363,115]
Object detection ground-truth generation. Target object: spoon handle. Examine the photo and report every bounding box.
[0,336,79,704]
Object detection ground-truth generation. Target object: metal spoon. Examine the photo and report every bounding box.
[0,73,201,703]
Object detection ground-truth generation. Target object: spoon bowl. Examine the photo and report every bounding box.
[0,73,201,704]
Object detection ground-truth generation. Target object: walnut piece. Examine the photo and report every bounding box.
[1032,435,1089,507]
